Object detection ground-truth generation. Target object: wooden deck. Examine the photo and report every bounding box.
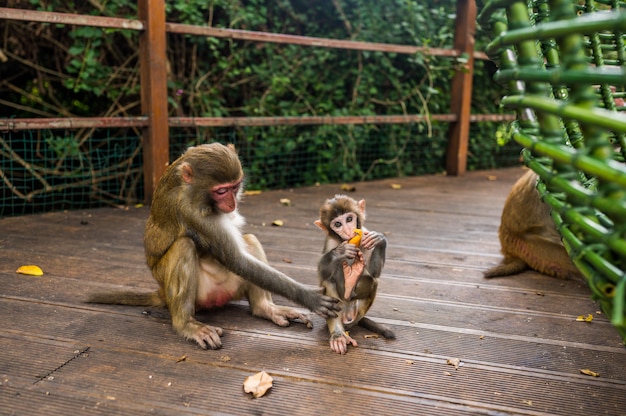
[1,166,624,416]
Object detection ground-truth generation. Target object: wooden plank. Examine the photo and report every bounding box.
[138,0,169,202]
[445,0,478,176]
[1,167,625,415]
[0,7,143,29]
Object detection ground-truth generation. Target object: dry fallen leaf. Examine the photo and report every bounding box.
[16,265,44,276]
[580,369,600,377]
[446,358,461,370]
[220,355,231,362]
[282,257,293,264]
[486,175,497,181]
[243,371,273,398]
[272,220,284,227]
[390,183,402,189]
[176,355,187,363]
[405,360,414,365]
[576,314,593,322]
[244,190,262,196]
[279,198,292,206]
[363,334,379,339]
[340,183,356,192]
[443,371,452,376]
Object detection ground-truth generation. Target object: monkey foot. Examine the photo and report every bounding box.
[181,321,224,350]
[330,332,358,355]
[252,303,313,329]
[342,252,365,300]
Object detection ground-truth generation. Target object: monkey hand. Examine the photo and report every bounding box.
[181,320,224,350]
[360,230,387,250]
[329,331,358,354]
[301,287,341,318]
[334,242,360,263]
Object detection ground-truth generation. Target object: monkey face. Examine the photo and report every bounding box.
[329,212,359,241]
[211,180,242,213]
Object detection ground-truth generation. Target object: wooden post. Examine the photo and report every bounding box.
[445,0,477,176]
[138,0,169,201]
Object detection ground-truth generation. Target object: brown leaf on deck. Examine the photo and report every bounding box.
[243,371,273,398]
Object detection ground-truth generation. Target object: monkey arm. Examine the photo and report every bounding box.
[182,209,340,318]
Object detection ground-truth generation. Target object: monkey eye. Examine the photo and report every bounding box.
[346,215,354,223]
[333,221,343,229]
[213,181,241,195]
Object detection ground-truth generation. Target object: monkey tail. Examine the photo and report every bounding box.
[483,257,528,278]
[86,290,166,307]
[358,317,396,339]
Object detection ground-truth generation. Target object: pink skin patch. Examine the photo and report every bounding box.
[212,180,242,213]
[197,289,233,309]
[342,251,365,300]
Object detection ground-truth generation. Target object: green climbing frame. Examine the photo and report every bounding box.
[479,0,626,342]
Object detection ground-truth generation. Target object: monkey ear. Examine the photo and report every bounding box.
[358,199,367,218]
[181,163,194,184]
[314,219,328,233]
[227,143,238,153]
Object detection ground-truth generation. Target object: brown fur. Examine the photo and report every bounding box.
[88,143,339,349]
[484,170,582,280]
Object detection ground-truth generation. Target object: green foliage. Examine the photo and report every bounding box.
[1,0,514,194]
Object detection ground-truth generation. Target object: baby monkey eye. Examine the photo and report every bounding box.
[333,221,343,228]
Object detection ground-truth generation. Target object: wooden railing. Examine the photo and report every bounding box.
[0,0,513,200]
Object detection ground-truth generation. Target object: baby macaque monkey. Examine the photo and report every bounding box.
[484,169,582,280]
[88,143,340,350]
[315,195,395,354]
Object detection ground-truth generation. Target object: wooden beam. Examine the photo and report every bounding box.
[138,0,169,202]
[445,0,477,176]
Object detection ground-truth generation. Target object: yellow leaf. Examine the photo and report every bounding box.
[340,183,356,192]
[243,371,273,398]
[16,265,44,276]
[446,357,461,370]
[390,183,402,189]
[576,314,593,322]
[580,368,600,377]
[279,198,292,206]
[272,220,284,227]
[244,190,262,196]
[364,334,379,339]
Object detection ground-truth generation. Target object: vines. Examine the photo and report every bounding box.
[0,0,513,215]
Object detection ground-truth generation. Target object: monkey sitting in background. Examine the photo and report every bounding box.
[315,195,395,354]
[88,143,340,350]
[484,169,582,280]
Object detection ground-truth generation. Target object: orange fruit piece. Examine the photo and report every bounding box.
[348,229,362,246]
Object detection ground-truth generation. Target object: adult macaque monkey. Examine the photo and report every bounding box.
[88,143,339,349]
[484,169,582,280]
[314,195,395,354]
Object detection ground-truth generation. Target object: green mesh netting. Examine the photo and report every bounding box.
[479,0,626,341]
[0,129,143,216]
[1,122,522,218]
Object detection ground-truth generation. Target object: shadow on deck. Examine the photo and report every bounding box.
[1,167,624,415]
